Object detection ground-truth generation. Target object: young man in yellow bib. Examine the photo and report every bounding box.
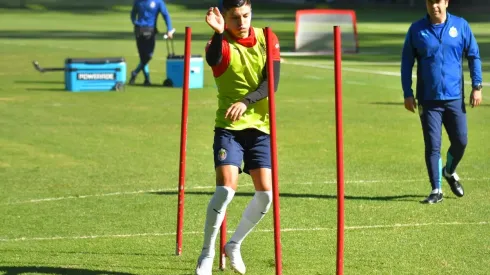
[195,0,281,274]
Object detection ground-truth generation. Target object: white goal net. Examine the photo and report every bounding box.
[291,9,359,55]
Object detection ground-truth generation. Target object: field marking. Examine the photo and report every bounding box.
[0,40,158,61]
[2,39,488,81]
[0,221,487,242]
[283,60,490,86]
[3,177,489,206]
[1,184,249,205]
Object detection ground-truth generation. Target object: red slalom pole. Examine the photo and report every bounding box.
[219,215,227,270]
[333,26,345,275]
[176,26,192,256]
[265,27,283,275]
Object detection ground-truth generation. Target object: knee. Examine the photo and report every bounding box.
[456,135,468,149]
[141,56,152,64]
[423,137,441,153]
[213,186,235,205]
[254,191,273,213]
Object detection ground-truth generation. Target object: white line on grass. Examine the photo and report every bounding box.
[283,60,490,86]
[2,185,244,205]
[1,184,250,205]
[3,177,489,205]
[3,39,488,83]
[283,59,490,66]
[0,221,487,242]
[0,40,157,61]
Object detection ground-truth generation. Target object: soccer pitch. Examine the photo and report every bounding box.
[0,2,489,275]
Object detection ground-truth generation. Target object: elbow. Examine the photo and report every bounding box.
[205,54,214,66]
[400,67,411,79]
[274,80,280,93]
[205,52,213,66]
[206,46,223,66]
[273,61,280,92]
[206,55,221,67]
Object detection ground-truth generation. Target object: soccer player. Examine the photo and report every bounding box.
[401,0,483,204]
[195,0,281,274]
[129,0,175,86]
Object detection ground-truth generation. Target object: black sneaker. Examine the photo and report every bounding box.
[442,166,464,197]
[420,192,443,204]
[129,71,137,85]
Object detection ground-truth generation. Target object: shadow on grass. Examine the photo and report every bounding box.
[2,29,487,65]
[151,190,424,202]
[370,102,404,106]
[16,80,64,84]
[22,84,179,92]
[1,0,489,23]
[0,266,135,275]
[25,88,66,92]
[0,30,134,40]
[372,102,490,108]
[128,83,172,88]
[0,249,165,257]
[0,0,315,16]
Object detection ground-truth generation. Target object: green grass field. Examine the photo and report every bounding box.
[0,2,489,275]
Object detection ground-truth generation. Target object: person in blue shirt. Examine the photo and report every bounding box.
[129,0,175,86]
[401,0,483,204]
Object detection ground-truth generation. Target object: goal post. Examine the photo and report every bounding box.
[291,9,359,55]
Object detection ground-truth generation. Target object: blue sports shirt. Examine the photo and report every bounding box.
[401,13,482,101]
[131,0,173,31]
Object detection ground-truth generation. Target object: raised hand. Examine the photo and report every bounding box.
[205,7,224,34]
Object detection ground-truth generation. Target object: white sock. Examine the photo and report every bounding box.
[230,191,273,245]
[444,168,460,180]
[431,188,442,194]
[201,186,235,255]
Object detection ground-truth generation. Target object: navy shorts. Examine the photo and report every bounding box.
[213,127,271,174]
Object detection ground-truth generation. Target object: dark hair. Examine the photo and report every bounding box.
[223,0,251,11]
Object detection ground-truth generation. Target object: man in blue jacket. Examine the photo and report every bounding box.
[129,0,175,86]
[401,0,483,204]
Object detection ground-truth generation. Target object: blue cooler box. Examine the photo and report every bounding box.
[165,55,204,89]
[65,57,126,92]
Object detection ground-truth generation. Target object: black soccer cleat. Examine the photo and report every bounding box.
[143,80,152,86]
[442,166,464,197]
[420,192,443,204]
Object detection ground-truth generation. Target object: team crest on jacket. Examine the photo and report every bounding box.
[449,27,458,38]
[150,1,156,8]
[218,148,227,161]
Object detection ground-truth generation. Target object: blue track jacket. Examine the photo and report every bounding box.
[131,0,173,31]
[401,13,482,101]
